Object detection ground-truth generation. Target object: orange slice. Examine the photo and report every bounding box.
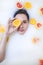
[30,18,36,25]
[0,25,5,33]
[24,2,32,9]
[16,2,23,9]
[35,22,42,29]
[12,19,21,27]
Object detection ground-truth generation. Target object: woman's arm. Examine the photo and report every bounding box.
[0,29,9,62]
[0,18,19,63]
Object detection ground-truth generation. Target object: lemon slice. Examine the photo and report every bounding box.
[30,18,36,25]
[24,2,32,9]
[0,25,5,33]
[12,19,21,27]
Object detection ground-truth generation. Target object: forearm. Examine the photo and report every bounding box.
[0,30,9,62]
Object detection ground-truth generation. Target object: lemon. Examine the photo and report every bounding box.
[12,19,21,27]
[24,2,32,9]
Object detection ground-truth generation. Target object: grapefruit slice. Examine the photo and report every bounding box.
[39,7,43,15]
[12,19,21,27]
[35,22,42,29]
[40,8,43,15]
[24,2,32,9]
[39,59,43,65]
[0,37,2,41]
[32,37,40,43]
[16,2,23,9]
[30,18,36,25]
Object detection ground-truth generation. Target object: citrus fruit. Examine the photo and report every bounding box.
[30,18,36,25]
[12,19,21,27]
[16,2,23,9]
[24,2,32,9]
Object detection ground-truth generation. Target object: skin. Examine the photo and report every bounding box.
[0,14,29,62]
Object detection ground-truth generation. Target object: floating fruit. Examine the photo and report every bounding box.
[0,25,5,33]
[16,2,23,9]
[39,59,43,65]
[40,7,43,15]
[24,2,32,9]
[32,37,40,43]
[35,22,42,29]
[30,18,36,25]
[12,19,21,27]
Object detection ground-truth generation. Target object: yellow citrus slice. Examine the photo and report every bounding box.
[24,2,32,9]
[30,18,36,25]
[0,25,5,33]
[12,19,21,27]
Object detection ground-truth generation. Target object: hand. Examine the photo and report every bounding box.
[7,18,19,36]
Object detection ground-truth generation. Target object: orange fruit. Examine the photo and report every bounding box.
[30,18,36,25]
[24,2,32,9]
[12,19,21,27]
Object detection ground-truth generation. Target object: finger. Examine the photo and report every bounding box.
[11,18,16,21]
[8,18,17,26]
[8,18,12,24]
[8,18,11,23]
[8,27,17,35]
